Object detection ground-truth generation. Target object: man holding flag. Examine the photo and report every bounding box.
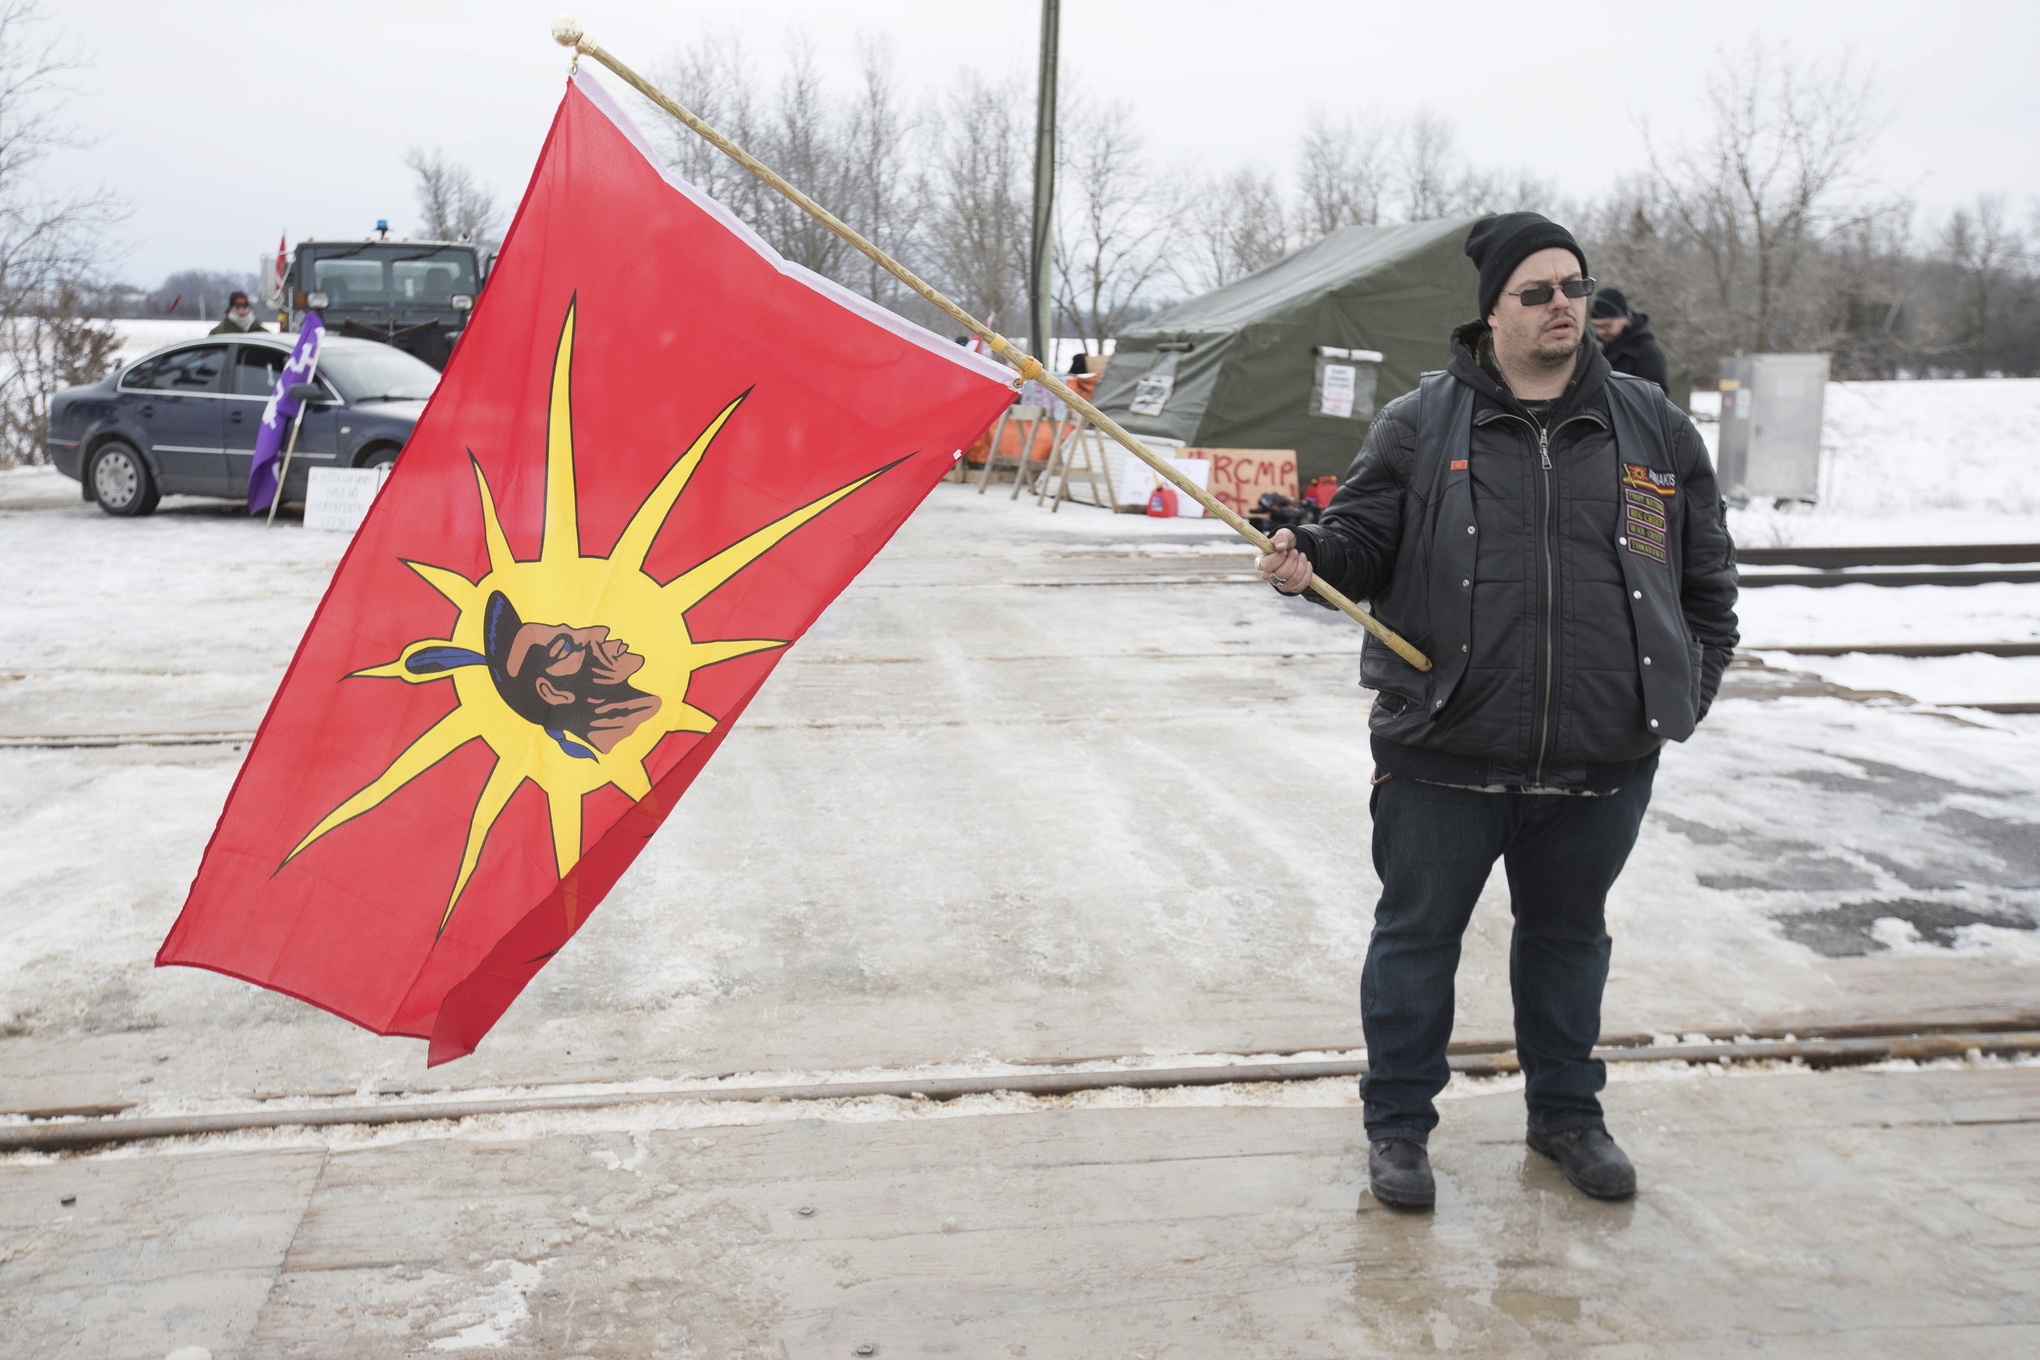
[1258,213,1739,1209]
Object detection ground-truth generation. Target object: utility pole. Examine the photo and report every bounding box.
[1029,0,1060,373]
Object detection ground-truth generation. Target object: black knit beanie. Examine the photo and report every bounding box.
[1464,212,1589,320]
[1591,286,1630,320]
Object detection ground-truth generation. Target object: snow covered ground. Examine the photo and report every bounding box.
[1714,376,2040,546]
[1738,580,2040,706]
[1697,376,2040,705]
[4,364,2033,1360]
[2,449,2037,1122]
[1751,650,2040,706]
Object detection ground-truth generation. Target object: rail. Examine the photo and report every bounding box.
[7,1021,2035,1152]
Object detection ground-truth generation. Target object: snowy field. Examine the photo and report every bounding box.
[1711,376,2040,545]
[2,430,2038,1121]
[110,318,219,366]
[1700,376,2040,705]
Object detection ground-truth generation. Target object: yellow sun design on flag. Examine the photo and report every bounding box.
[282,299,893,933]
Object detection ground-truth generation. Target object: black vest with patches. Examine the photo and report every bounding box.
[1361,370,1699,784]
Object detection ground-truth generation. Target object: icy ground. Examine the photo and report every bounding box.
[1,425,2036,1118]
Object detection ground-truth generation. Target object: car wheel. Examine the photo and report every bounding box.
[90,442,160,517]
[356,444,401,470]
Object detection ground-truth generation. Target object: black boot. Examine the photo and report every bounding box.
[1367,1138,1435,1210]
[1527,1125,1636,1200]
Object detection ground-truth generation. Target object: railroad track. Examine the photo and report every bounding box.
[1739,543,2040,568]
[6,1018,2036,1152]
[1764,642,2040,658]
[1735,548,2040,701]
[1739,542,2040,588]
[1741,568,2040,588]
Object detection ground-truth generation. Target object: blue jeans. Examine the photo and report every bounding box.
[1360,764,1656,1142]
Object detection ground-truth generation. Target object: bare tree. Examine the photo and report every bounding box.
[1640,42,1887,354]
[751,38,854,280]
[839,37,926,313]
[650,33,767,224]
[1296,109,1391,238]
[1053,94,1177,353]
[1396,111,1465,220]
[1942,194,2022,371]
[1820,201,1922,377]
[404,147,504,247]
[923,70,1029,332]
[0,0,123,466]
[649,32,934,312]
[10,281,116,458]
[1454,167,1564,218]
[1179,167,1288,294]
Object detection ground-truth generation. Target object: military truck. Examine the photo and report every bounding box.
[259,227,490,370]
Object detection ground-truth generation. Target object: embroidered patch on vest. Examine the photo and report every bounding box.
[1621,463,1677,497]
[1625,498,1669,562]
[1624,490,1667,523]
[1450,459,1468,471]
[1623,482,1670,562]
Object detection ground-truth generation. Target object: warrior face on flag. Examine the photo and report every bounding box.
[157,72,1017,1064]
[481,596,662,755]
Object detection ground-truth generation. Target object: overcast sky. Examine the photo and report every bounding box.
[46,0,2040,288]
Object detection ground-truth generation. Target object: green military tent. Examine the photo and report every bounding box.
[1092,216,1482,485]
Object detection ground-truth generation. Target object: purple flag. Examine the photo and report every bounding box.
[247,311,324,515]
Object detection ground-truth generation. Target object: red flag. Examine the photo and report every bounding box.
[157,74,1015,1064]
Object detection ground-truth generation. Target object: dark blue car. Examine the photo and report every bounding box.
[46,333,438,516]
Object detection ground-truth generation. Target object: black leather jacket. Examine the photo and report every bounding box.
[1287,322,1739,790]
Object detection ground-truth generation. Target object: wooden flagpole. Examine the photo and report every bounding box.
[266,400,310,526]
[549,18,1433,673]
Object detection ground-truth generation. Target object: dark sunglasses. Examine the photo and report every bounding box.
[1502,277,1595,306]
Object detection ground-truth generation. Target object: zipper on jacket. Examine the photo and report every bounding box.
[1472,407,1602,784]
[1534,424,1555,780]
[1530,415,1602,784]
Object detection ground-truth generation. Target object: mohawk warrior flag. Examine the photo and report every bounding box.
[157,74,1016,1064]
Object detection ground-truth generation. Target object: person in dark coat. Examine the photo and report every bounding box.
[1253,213,1738,1212]
[209,292,267,335]
[1590,286,1669,393]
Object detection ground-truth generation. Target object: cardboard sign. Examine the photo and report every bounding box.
[304,465,391,532]
[1187,448,1298,519]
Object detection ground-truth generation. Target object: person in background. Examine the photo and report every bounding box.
[211,292,267,335]
[1589,287,1668,393]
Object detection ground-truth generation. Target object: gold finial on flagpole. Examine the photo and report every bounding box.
[552,15,586,70]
